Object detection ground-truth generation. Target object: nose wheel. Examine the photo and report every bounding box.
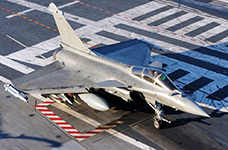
[153,119,163,129]
[146,101,171,129]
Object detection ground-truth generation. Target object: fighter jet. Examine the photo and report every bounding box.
[4,3,210,129]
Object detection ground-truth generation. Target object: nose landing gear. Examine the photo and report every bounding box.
[146,101,171,129]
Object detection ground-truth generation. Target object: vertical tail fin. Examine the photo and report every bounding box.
[48,3,95,55]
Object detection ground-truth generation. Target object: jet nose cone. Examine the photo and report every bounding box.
[184,100,210,118]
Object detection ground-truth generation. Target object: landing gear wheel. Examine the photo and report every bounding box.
[153,119,163,129]
[146,101,171,129]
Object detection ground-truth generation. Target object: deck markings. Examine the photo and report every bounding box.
[6,8,35,18]
[132,5,173,21]
[74,0,228,50]
[166,16,204,32]
[34,100,157,149]
[34,101,117,141]
[1,0,228,109]
[207,29,228,43]
[0,6,57,32]
[74,0,208,46]
[148,11,188,26]
[206,85,228,101]
[174,79,228,103]
[168,69,190,81]
[0,5,97,48]
[185,22,220,37]
[182,77,214,94]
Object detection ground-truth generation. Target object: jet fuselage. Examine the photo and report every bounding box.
[54,44,209,117]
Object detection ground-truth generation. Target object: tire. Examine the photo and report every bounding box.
[153,119,162,129]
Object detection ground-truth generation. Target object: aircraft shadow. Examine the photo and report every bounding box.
[0,117,63,148]
[163,108,228,129]
[94,89,228,128]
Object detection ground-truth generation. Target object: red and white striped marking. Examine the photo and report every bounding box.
[34,101,116,141]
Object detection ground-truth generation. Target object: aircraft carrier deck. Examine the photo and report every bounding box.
[0,0,228,149]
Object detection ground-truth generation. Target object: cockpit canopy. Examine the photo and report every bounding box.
[132,66,177,91]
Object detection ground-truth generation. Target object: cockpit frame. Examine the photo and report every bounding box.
[132,66,177,91]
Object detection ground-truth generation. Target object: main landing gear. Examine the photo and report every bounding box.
[146,101,171,129]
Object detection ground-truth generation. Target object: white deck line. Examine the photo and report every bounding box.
[0,55,35,74]
[6,8,34,18]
